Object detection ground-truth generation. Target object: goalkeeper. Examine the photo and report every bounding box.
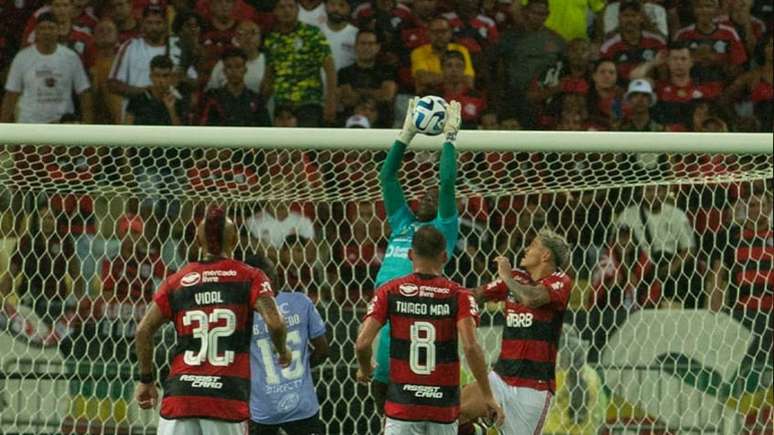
[370,98,462,411]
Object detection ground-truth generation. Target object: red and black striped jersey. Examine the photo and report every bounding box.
[654,79,722,130]
[674,23,747,84]
[724,226,774,310]
[366,273,479,423]
[482,268,572,393]
[153,258,274,422]
[599,31,667,81]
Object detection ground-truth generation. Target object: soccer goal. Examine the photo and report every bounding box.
[0,125,771,435]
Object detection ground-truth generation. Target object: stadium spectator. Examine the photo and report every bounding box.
[528,38,591,129]
[248,202,316,254]
[496,0,564,127]
[442,0,500,55]
[186,148,260,195]
[108,0,141,43]
[108,5,182,113]
[392,0,438,53]
[352,95,381,127]
[0,205,84,325]
[603,0,669,39]
[275,234,327,301]
[23,0,98,39]
[587,59,624,129]
[90,19,123,124]
[298,0,327,27]
[199,48,271,126]
[721,35,772,132]
[206,20,265,93]
[631,42,722,130]
[619,79,664,132]
[674,0,747,86]
[556,93,592,130]
[273,104,299,127]
[411,17,475,95]
[172,11,207,90]
[434,50,487,128]
[707,191,773,311]
[352,0,400,63]
[1,13,94,124]
[534,0,605,41]
[337,29,397,124]
[478,109,499,129]
[722,0,766,57]
[201,0,239,66]
[264,0,337,126]
[320,0,358,71]
[616,185,701,308]
[23,0,96,68]
[124,55,189,125]
[599,0,667,82]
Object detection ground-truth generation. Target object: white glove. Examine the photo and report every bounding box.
[398,96,419,144]
[443,100,461,142]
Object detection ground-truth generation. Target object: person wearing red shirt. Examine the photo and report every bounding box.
[460,229,573,435]
[442,0,499,55]
[674,0,747,85]
[631,42,722,130]
[722,34,772,131]
[599,0,667,81]
[355,226,503,434]
[133,207,290,434]
[434,50,487,128]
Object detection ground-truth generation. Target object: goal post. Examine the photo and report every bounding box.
[0,126,771,435]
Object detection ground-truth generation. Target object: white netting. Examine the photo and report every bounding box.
[0,140,771,435]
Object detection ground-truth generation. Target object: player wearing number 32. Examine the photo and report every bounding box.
[459,229,572,435]
[134,206,292,435]
[356,226,505,435]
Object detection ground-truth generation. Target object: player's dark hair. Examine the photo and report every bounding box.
[150,55,174,71]
[172,10,204,35]
[412,226,446,259]
[668,40,691,52]
[221,46,247,63]
[356,29,379,44]
[203,206,227,255]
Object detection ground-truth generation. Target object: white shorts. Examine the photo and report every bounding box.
[385,417,458,435]
[489,371,552,435]
[157,417,247,435]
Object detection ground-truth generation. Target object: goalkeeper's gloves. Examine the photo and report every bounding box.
[398,96,419,145]
[443,100,462,143]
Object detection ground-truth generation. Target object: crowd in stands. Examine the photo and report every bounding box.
[0,0,771,131]
[0,0,771,410]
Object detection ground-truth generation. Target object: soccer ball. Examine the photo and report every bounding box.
[412,96,448,136]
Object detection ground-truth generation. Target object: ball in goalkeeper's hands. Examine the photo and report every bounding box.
[412,95,448,136]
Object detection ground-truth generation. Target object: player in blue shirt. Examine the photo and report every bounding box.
[371,97,462,411]
[246,254,329,435]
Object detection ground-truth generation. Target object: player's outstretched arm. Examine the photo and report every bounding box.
[379,97,418,218]
[495,256,551,308]
[355,317,383,384]
[438,100,461,219]
[255,295,292,367]
[459,316,505,427]
[134,302,166,409]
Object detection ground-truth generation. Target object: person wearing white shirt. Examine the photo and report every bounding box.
[615,184,702,307]
[247,204,316,251]
[319,0,358,71]
[206,20,266,92]
[108,5,182,114]
[298,0,327,27]
[2,13,93,123]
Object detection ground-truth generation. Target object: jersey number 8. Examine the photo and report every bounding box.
[409,321,436,375]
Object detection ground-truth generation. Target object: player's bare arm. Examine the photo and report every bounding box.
[134,302,166,409]
[459,316,505,427]
[255,295,292,367]
[309,334,329,368]
[495,256,551,308]
[355,317,383,384]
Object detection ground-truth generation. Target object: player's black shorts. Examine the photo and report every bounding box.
[248,413,323,435]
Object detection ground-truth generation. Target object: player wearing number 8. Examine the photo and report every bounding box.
[134,206,292,435]
[356,227,504,434]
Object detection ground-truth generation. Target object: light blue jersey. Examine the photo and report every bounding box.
[250,292,326,424]
[374,204,459,288]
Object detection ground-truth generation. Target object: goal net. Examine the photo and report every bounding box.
[0,130,771,435]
